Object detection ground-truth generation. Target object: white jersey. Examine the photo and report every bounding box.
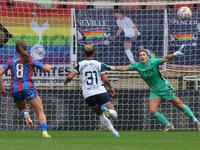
[74,59,107,98]
[116,16,141,38]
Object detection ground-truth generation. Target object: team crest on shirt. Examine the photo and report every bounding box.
[148,64,151,68]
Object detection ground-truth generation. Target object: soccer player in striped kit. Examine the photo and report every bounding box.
[0,40,51,138]
[64,44,120,137]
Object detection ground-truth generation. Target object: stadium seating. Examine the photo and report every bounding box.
[12,0,62,9]
[145,0,168,9]
[171,0,195,9]
[172,4,195,9]
[12,1,34,8]
[118,0,141,9]
[92,0,115,9]
[67,0,88,9]
[0,0,8,7]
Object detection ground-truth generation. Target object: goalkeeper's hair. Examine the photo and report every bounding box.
[138,49,150,57]
[16,40,31,63]
[84,44,95,57]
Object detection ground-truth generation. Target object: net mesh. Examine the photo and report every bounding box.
[0,0,200,131]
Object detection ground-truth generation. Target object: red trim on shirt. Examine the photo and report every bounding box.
[28,57,33,89]
[8,58,14,94]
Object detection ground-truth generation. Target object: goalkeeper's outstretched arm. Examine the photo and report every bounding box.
[103,64,131,71]
[115,66,131,71]
[161,44,185,63]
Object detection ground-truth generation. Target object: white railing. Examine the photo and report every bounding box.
[183,75,200,90]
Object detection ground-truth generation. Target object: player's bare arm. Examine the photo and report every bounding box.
[42,63,51,72]
[101,73,115,97]
[64,70,77,86]
[161,45,185,63]
[103,64,131,71]
[116,66,131,71]
[0,68,7,98]
[161,53,176,63]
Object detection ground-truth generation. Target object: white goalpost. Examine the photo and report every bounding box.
[0,0,200,131]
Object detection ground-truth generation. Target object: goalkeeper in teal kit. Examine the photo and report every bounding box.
[104,45,200,132]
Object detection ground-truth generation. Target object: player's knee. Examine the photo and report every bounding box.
[109,109,117,119]
[149,109,157,116]
[174,103,183,109]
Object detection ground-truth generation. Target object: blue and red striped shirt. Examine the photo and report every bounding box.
[2,55,44,94]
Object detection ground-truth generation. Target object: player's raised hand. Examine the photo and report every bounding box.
[174,44,185,57]
[109,36,116,41]
[1,89,7,98]
[103,63,116,71]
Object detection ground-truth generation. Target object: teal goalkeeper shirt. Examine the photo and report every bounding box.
[129,58,171,93]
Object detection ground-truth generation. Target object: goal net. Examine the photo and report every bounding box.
[0,0,200,131]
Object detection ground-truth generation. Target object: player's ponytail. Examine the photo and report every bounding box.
[16,40,31,63]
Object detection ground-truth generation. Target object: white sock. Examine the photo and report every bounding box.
[125,49,135,64]
[108,109,117,119]
[99,113,118,135]
[193,118,198,122]
[166,123,171,127]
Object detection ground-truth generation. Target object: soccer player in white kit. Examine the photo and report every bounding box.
[64,44,120,137]
[110,9,145,64]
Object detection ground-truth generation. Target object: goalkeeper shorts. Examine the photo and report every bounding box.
[149,88,177,101]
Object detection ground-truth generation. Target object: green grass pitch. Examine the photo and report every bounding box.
[0,130,200,150]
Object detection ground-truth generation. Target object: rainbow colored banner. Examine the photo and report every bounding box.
[172,33,194,45]
[0,8,72,65]
[167,64,200,72]
[78,30,105,44]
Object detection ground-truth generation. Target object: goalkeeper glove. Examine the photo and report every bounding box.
[174,44,185,57]
[103,63,116,71]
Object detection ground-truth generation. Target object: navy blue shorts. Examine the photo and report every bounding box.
[85,92,112,108]
[12,89,39,103]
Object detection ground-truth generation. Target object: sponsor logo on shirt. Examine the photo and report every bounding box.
[87,85,100,91]
[141,68,154,74]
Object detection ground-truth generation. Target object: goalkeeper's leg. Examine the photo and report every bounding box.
[149,98,174,131]
[171,97,200,131]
